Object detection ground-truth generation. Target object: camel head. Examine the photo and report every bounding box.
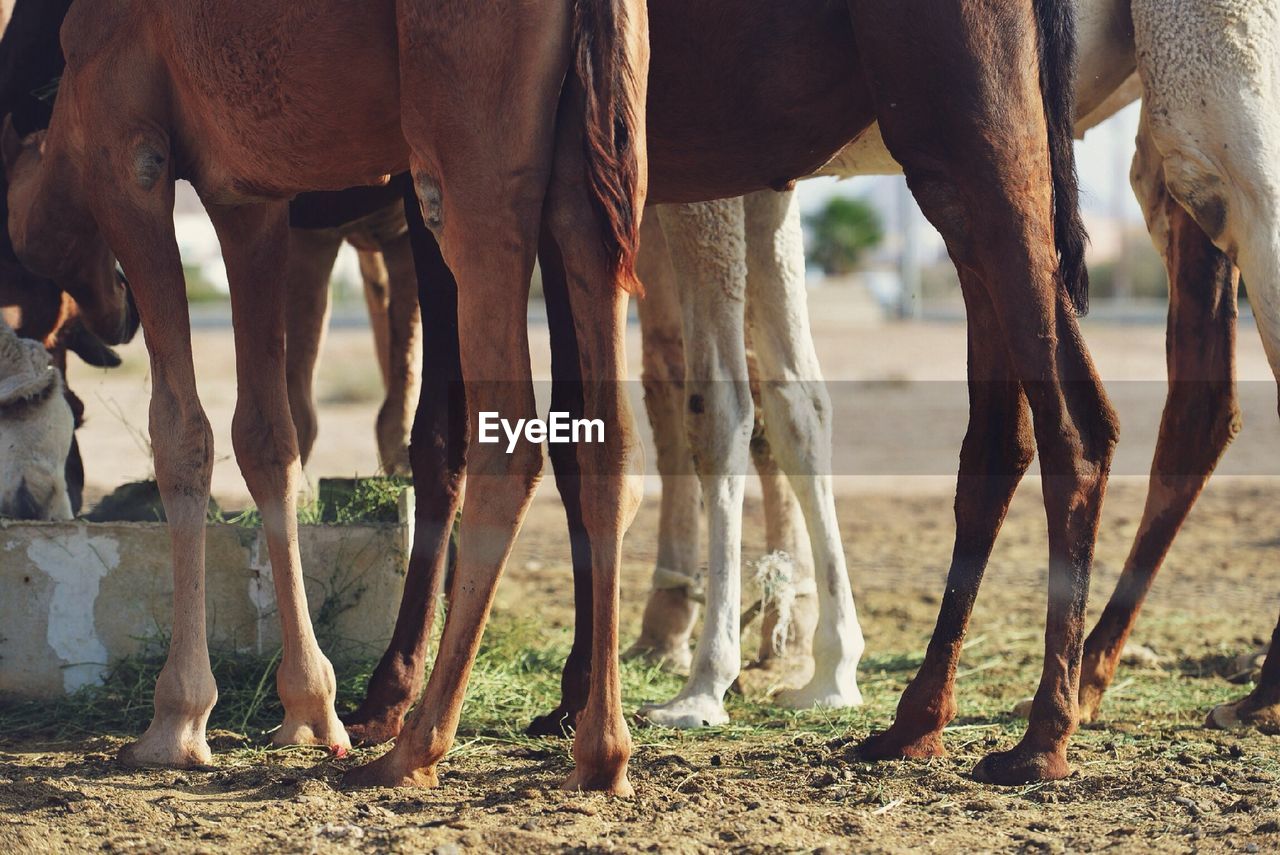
[0,317,73,520]
[2,114,137,347]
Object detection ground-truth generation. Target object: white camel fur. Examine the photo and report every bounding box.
[0,317,74,520]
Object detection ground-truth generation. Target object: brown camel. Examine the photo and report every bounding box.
[4,0,649,797]
[343,0,1117,788]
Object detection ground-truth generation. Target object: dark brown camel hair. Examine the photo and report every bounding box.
[342,0,1119,788]
[4,0,649,795]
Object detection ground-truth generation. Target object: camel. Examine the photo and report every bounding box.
[0,0,140,512]
[626,0,1280,751]
[621,189,862,730]
[4,0,650,800]
[0,315,74,519]
[343,0,1115,789]
[1073,0,1280,731]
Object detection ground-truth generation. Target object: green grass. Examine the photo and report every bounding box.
[0,604,1259,774]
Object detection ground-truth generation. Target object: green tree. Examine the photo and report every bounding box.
[804,196,884,276]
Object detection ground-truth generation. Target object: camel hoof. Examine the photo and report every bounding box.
[526,707,578,738]
[853,726,946,762]
[638,695,729,729]
[560,768,634,797]
[119,732,214,770]
[622,641,693,674]
[342,752,439,790]
[774,680,862,711]
[971,744,1070,786]
[1207,699,1280,734]
[273,711,351,752]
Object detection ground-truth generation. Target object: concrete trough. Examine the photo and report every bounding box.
[0,490,413,699]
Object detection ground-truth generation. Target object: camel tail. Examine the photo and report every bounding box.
[572,0,648,295]
[1033,0,1090,315]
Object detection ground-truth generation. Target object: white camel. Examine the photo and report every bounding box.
[0,317,73,520]
[631,0,1280,729]
[633,190,862,727]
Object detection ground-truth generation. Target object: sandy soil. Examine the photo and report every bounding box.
[5,302,1280,852]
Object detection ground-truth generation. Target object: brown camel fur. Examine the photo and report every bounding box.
[4,0,649,796]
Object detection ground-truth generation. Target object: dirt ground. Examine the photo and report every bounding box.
[4,300,1280,852]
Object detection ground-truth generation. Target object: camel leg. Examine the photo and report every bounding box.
[107,192,217,769]
[855,271,1033,764]
[358,248,393,389]
[342,184,465,747]
[526,228,595,737]
[639,198,750,729]
[210,202,348,751]
[740,189,863,709]
[543,74,645,797]
[747,372,817,669]
[343,4,569,787]
[625,212,702,671]
[849,0,1118,785]
[373,230,422,476]
[284,228,342,468]
[1073,116,1239,723]
[1127,1,1280,733]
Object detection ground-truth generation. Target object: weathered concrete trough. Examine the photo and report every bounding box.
[0,486,413,699]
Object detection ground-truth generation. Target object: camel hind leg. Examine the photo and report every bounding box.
[849,0,1117,785]
[284,227,342,468]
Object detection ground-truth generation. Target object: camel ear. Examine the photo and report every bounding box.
[2,114,22,176]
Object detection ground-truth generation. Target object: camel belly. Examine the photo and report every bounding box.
[645,0,873,203]
[165,0,409,199]
[647,0,1139,199]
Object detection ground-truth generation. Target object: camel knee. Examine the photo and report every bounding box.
[685,380,753,479]
[232,399,297,493]
[151,407,214,501]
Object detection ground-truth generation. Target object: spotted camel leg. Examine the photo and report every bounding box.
[747,370,817,670]
[108,185,218,769]
[741,189,862,710]
[640,197,750,729]
[284,227,342,468]
[209,202,348,752]
[625,211,702,671]
[849,0,1118,785]
[341,180,464,747]
[1073,116,1239,723]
